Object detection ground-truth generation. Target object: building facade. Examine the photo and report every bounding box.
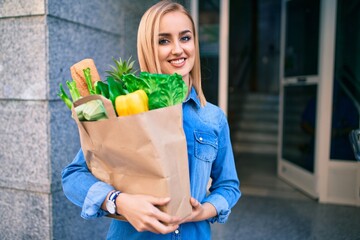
[0,0,164,238]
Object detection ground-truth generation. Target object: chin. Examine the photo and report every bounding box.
[178,69,191,78]
[165,67,190,79]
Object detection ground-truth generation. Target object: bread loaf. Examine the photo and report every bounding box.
[70,59,101,96]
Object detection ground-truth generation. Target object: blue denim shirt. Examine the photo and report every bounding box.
[62,87,241,240]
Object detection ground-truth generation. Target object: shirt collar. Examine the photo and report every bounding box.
[184,87,201,108]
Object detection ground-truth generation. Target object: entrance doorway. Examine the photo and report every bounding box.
[195,0,301,199]
[193,0,360,206]
[228,0,281,95]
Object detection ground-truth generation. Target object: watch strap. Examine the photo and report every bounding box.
[108,190,121,215]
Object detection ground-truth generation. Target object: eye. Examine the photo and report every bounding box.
[159,38,169,45]
[181,35,191,42]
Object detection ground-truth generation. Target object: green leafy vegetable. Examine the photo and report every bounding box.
[148,73,188,109]
[121,72,187,110]
[58,58,188,121]
[107,76,128,107]
[95,81,110,99]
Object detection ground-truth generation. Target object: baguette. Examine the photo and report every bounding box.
[70,58,101,96]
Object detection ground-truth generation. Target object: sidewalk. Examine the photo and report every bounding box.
[212,195,360,240]
[212,153,360,240]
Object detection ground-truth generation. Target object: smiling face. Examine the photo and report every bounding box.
[157,11,195,86]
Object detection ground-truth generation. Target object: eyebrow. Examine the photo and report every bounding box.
[158,30,192,37]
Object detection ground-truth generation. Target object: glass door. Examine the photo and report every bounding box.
[278,0,321,197]
[198,0,220,104]
[319,0,360,206]
[192,0,229,113]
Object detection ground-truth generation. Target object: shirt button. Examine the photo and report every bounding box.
[199,137,203,141]
[175,229,180,234]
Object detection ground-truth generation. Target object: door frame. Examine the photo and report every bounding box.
[277,0,321,198]
[317,0,360,206]
[278,0,360,206]
[191,0,229,114]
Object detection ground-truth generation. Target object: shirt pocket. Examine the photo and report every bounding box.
[194,131,218,162]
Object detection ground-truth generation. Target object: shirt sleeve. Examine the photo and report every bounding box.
[61,149,114,219]
[203,113,241,224]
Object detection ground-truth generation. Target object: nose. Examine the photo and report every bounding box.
[171,41,183,55]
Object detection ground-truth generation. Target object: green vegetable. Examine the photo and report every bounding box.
[81,100,108,121]
[121,73,156,95]
[122,72,187,110]
[95,81,110,99]
[58,77,107,121]
[83,68,96,95]
[66,80,81,102]
[59,57,187,121]
[107,77,128,107]
[58,83,73,109]
[75,104,85,121]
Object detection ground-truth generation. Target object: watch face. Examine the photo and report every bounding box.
[106,200,116,214]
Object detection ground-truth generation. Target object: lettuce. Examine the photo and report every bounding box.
[121,72,188,110]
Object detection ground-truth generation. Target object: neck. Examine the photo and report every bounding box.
[186,75,193,96]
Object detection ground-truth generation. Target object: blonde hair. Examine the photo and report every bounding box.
[137,0,206,106]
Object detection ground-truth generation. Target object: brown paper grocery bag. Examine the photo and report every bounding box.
[71,94,192,220]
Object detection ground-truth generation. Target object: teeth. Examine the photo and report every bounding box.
[170,58,185,64]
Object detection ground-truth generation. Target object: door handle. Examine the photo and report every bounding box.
[297,77,307,83]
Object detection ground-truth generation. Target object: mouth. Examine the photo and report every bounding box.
[169,58,186,67]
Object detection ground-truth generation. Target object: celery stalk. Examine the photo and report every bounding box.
[58,84,72,109]
[66,80,81,102]
[83,68,96,95]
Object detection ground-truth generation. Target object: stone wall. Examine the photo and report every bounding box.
[0,1,52,238]
[0,0,160,239]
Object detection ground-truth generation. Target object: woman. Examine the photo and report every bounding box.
[62,1,240,239]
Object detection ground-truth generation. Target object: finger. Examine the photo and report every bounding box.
[150,206,181,224]
[139,215,178,234]
[133,216,161,234]
[178,213,191,225]
[144,224,160,234]
[147,196,171,206]
[190,197,200,208]
[150,220,179,235]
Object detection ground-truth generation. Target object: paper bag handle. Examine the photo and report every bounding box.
[71,94,117,120]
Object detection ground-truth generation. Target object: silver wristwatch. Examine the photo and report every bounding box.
[106,191,121,214]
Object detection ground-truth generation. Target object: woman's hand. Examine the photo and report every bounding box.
[116,193,181,234]
[180,197,217,223]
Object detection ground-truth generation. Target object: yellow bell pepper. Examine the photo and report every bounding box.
[115,89,149,116]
